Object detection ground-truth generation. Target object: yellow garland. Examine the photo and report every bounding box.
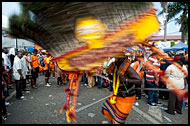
[110,67,120,105]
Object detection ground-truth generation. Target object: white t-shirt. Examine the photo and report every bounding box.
[165,64,187,90]
[2,52,11,70]
[21,56,28,79]
[13,56,22,80]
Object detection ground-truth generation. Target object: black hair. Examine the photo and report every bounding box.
[33,49,38,53]
[2,47,8,53]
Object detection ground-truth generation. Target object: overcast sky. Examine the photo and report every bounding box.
[2,2,181,36]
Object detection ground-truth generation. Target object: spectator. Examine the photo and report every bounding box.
[44,52,51,87]
[87,73,95,88]
[21,50,30,91]
[158,53,171,100]
[13,51,25,99]
[183,51,188,107]
[38,53,45,75]
[30,49,40,89]
[2,58,9,98]
[165,55,187,115]
[97,65,103,89]
[81,72,87,86]
[107,57,115,92]
[8,48,15,68]
[2,47,11,71]
[8,48,16,85]
[101,61,109,88]
[26,52,32,86]
[103,61,108,76]
[2,58,10,106]
[2,76,8,122]
[146,53,161,106]
[27,52,32,74]
[2,47,12,89]
[55,63,63,86]
[49,60,56,79]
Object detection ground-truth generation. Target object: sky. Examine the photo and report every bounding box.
[2,2,181,36]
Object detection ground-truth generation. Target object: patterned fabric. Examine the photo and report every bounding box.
[102,96,136,124]
[146,56,160,82]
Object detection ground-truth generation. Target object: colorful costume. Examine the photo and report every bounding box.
[50,61,55,74]
[102,59,137,124]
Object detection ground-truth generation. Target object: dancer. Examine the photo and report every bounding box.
[102,57,142,124]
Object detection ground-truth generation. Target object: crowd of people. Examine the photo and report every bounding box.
[2,47,66,123]
[2,47,188,123]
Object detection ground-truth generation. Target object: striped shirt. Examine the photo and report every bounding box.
[146,56,160,82]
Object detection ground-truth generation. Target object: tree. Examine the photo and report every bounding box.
[160,2,168,42]
[159,2,188,43]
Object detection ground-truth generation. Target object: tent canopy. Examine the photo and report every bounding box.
[28,48,34,52]
[163,42,188,52]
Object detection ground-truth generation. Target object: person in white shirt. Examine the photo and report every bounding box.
[13,51,25,100]
[165,55,187,115]
[2,47,13,91]
[21,50,30,91]
[2,47,11,70]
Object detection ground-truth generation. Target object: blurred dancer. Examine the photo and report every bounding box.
[102,57,142,124]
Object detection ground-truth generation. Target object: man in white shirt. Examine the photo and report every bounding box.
[21,50,30,91]
[13,51,25,100]
[2,47,11,71]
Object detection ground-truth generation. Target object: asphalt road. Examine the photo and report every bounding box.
[4,74,188,124]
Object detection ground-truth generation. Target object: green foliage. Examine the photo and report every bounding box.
[159,2,188,25]
[170,41,175,47]
[159,2,188,42]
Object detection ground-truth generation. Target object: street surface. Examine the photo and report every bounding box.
[5,74,188,124]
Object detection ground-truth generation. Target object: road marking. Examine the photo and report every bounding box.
[132,105,161,124]
[76,96,109,112]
